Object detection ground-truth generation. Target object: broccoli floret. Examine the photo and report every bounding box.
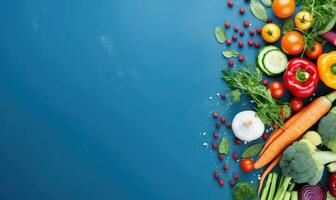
[303,131,322,146]
[318,107,336,152]
[280,132,336,185]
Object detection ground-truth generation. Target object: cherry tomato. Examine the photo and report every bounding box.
[281,31,305,55]
[305,42,323,59]
[290,98,303,112]
[272,0,295,19]
[261,23,281,43]
[328,173,336,198]
[294,11,312,31]
[240,158,254,173]
[269,81,285,99]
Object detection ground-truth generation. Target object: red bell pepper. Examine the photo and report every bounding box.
[283,58,319,98]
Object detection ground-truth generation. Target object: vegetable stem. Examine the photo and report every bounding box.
[326,91,336,103]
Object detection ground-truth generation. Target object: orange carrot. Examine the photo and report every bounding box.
[258,154,282,193]
[255,91,336,169]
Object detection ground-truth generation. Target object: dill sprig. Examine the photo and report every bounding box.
[222,63,284,127]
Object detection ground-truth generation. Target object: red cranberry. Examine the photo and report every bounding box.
[234,26,239,32]
[239,31,244,36]
[220,116,226,123]
[220,93,226,99]
[247,40,254,46]
[213,132,219,139]
[228,60,234,67]
[226,39,232,46]
[263,133,269,140]
[212,143,218,149]
[235,138,241,145]
[214,171,220,179]
[233,173,239,180]
[218,179,224,186]
[263,79,268,86]
[232,153,238,160]
[226,122,232,128]
[243,20,249,27]
[215,123,221,129]
[238,41,244,48]
[213,112,219,118]
[238,55,244,62]
[223,165,229,171]
[229,181,235,187]
[267,18,273,23]
[239,8,245,14]
[227,0,233,7]
[249,29,255,36]
[218,154,224,160]
[256,28,262,35]
[225,21,230,28]
[232,35,238,41]
[254,41,260,48]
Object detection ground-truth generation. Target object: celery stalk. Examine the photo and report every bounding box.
[261,173,273,200]
[284,191,291,200]
[268,173,278,200]
[275,176,291,200]
[290,191,298,200]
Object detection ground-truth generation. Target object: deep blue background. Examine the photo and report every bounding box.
[0,1,334,200]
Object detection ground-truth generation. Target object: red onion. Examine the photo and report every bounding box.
[321,31,336,46]
[299,184,326,200]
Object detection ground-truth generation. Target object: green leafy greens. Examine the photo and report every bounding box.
[242,144,263,158]
[215,26,226,44]
[223,50,239,58]
[250,0,268,22]
[219,137,230,154]
[233,181,258,200]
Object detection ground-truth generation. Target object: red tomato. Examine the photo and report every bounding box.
[305,42,323,59]
[269,82,285,99]
[272,0,295,19]
[290,98,303,112]
[240,158,254,173]
[281,31,305,55]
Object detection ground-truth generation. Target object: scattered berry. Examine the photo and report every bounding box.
[239,30,244,36]
[249,29,255,36]
[232,35,238,41]
[213,112,219,118]
[235,138,241,145]
[215,123,221,129]
[218,154,224,160]
[247,40,254,46]
[263,133,269,140]
[234,26,239,32]
[229,181,235,187]
[239,8,245,14]
[254,41,260,48]
[263,79,268,86]
[213,132,219,139]
[233,173,239,180]
[218,179,224,186]
[227,0,233,7]
[256,28,262,35]
[238,41,244,48]
[212,143,218,149]
[238,55,244,62]
[243,20,249,27]
[226,39,232,46]
[220,116,226,123]
[228,60,234,67]
[225,21,230,28]
[220,93,226,99]
[232,153,239,160]
[223,165,229,171]
[267,18,273,23]
[214,171,220,179]
[226,122,232,128]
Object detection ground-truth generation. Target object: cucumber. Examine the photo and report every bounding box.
[262,49,288,75]
[257,46,278,76]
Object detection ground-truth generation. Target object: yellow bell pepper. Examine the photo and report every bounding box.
[317,51,336,89]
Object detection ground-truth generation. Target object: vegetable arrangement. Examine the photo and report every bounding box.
[209,0,336,199]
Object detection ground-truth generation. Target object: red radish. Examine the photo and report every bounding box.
[299,184,326,200]
[213,112,219,118]
[213,132,219,139]
[321,31,336,46]
[214,171,220,179]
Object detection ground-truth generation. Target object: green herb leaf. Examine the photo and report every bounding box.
[219,137,230,154]
[261,0,272,7]
[223,50,239,58]
[233,181,258,200]
[215,26,226,44]
[231,89,241,103]
[250,0,268,22]
[242,144,263,158]
[282,19,295,34]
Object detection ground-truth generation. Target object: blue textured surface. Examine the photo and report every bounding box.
[0,1,334,200]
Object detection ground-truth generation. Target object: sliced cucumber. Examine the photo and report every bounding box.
[257,46,279,76]
[262,49,288,75]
